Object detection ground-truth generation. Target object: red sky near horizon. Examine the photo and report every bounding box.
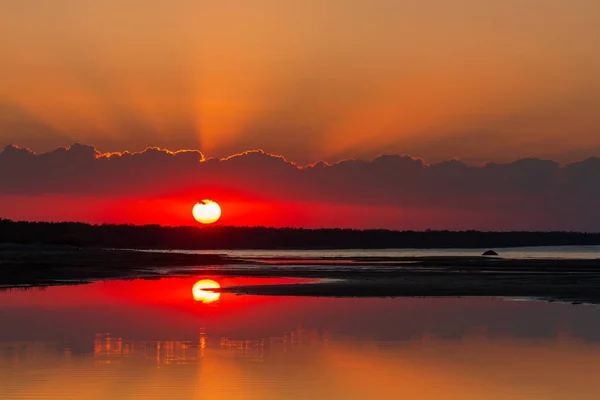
[1,1,600,230]
[0,189,457,230]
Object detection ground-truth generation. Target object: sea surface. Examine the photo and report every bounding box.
[1,276,600,399]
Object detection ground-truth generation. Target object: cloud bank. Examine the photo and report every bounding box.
[1,144,599,231]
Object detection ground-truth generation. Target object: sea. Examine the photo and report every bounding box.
[0,246,599,399]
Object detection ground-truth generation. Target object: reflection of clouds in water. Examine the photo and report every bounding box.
[4,328,600,400]
[89,330,324,364]
[285,298,600,343]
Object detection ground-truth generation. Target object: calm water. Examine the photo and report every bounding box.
[165,245,600,259]
[1,277,600,399]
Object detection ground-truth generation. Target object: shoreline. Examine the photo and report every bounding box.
[1,245,600,305]
[218,278,600,305]
[0,245,241,287]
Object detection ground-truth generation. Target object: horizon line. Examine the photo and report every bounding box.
[1,218,598,235]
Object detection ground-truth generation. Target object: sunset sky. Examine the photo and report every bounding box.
[1,1,600,229]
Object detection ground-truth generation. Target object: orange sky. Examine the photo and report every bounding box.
[1,0,600,164]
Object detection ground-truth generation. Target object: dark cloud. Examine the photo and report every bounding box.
[1,144,600,230]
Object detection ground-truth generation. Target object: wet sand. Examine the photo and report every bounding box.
[1,245,600,304]
[0,245,237,287]
[201,255,600,304]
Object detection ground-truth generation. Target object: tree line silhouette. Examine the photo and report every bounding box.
[1,219,600,249]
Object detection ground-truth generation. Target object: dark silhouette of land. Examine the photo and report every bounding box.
[0,246,238,287]
[2,219,600,249]
[210,255,600,304]
[2,245,600,305]
[2,219,600,305]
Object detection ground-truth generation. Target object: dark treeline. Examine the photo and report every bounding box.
[2,219,600,250]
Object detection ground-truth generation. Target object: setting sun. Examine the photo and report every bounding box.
[192,200,222,224]
[192,279,221,303]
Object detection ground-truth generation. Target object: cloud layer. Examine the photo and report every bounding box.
[1,144,599,231]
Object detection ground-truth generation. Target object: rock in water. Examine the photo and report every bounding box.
[482,250,499,256]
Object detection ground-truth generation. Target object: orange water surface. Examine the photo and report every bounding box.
[1,277,600,399]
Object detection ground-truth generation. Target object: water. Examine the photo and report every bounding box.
[156,245,600,259]
[1,277,600,399]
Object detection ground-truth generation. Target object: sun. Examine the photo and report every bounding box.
[192,200,222,224]
[192,279,221,303]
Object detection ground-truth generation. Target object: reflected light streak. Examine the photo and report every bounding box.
[192,279,221,303]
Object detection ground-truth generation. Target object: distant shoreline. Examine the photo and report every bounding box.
[3,219,600,249]
[1,245,600,305]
